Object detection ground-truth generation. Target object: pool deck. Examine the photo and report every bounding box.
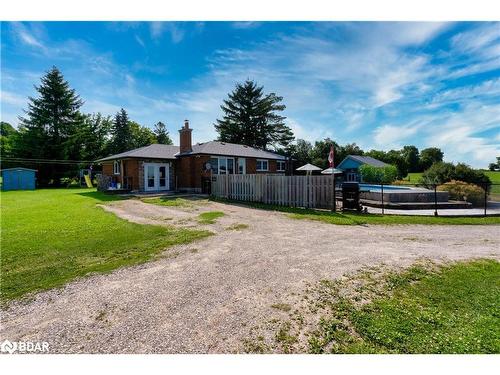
[364,201,500,216]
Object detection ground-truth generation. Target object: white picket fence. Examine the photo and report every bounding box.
[211,174,338,208]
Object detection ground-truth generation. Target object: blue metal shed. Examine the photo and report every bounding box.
[1,168,37,191]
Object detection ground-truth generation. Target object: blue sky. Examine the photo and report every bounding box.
[1,21,499,167]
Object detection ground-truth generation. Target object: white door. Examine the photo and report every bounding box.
[158,164,169,191]
[144,163,170,191]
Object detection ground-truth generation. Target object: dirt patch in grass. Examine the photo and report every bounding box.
[244,259,500,354]
[142,196,209,210]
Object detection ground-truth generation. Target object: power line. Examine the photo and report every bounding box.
[1,157,96,165]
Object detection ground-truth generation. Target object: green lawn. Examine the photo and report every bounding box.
[308,260,500,353]
[142,196,209,208]
[403,171,500,200]
[197,211,225,224]
[142,196,193,207]
[402,172,423,184]
[211,198,500,225]
[484,171,500,201]
[0,188,211,301]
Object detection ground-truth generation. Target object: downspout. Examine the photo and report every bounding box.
[120,160,124,187]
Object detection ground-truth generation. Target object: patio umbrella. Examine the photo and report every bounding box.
[296,163,322,175]
[321,167,343,175]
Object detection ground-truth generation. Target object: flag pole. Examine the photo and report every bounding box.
[329,144,336,212]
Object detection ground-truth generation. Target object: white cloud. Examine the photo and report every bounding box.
[373,124,421,148]
[0,90,26,106]
[149,22,185,43]
[451,22,500,56]
[11,22,46,51]
[429,78,500,108]
[231,22,261,29]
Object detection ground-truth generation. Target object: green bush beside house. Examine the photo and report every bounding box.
[359,164,398,184]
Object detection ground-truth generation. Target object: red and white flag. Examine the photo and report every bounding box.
[328,145,335,168]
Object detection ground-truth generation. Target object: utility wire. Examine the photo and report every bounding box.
[1,157,96,165]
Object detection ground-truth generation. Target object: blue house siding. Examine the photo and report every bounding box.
[1,168,36,191]
[337,155,388,183]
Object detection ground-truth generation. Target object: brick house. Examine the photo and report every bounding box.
[96,120,289,193]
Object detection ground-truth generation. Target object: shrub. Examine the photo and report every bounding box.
[438,180,486,207]
[359,164,398,184]
[422,162,491,188]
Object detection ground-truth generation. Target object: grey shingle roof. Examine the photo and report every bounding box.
[96,141,286,162]
[180,141,287,160]
[96,144,179,162]
[347,155,388,167]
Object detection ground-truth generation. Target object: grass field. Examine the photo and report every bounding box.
[212,198,500,225]
[0,189,211,301]
[484,171,500,201]
[307,260,500,353]
[402,171,500,201]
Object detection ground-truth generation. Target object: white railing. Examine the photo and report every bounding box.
[211,174,337,209]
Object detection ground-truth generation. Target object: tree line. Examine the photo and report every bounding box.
[1,66,172,186]
[284,139,444,179]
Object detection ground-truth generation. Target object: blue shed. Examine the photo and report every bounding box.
[1,168,37,191]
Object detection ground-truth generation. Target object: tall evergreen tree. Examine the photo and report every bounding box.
[154,121,173,145]
[110,108,132,153]
[17,66,84,185]
[214,80,294,149]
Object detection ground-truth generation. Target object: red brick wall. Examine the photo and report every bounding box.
[176,155,210,191]
[179,129,193,153]
[102,163,113,175]
[244,158,283,174]
[123,159,140,190]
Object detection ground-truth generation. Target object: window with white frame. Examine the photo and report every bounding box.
[277,160,286,172]
[256,159,269,171]
[238,158,246,174]
[209,156,235,175]
[113,160,121,175]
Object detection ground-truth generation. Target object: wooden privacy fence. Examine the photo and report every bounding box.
[211,174,337,209]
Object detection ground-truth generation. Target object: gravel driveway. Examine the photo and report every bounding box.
[1,199,499,353]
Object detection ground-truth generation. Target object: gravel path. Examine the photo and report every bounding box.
[1,200,499,353]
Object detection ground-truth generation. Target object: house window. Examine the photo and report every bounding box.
[209,158,219,175]
[277,160,286,172]
[113,160,121,175]
[256,159,269,171]
[227,158,234,174]
[209,156,235,175]
[238,158,246,174]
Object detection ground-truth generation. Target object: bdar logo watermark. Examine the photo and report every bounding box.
[1,339,49,354]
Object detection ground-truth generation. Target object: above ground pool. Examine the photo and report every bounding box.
[359,184,413,192]
[358,183,449,203]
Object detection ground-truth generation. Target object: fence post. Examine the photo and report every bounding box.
[484,182,487,217]
[434,184,438,217]
[381,183,384,215]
